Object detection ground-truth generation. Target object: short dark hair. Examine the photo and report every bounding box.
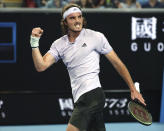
[60,3,87,35]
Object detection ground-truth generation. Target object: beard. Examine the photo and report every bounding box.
[69,28,81,33]
[68,26,82,33]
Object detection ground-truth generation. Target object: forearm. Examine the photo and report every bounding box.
[105,51,136,92]
[30,27,55,72]
[113,61,135,92]
[32,48,46,72]
[30,27,46,71]
[117,62,146,105]
[105,51,146,105]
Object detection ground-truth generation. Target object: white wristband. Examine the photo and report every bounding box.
[30,36,40,48]
[134,82,140,93]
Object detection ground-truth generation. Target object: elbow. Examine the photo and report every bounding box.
[36,68,45,72]
[35,66,47,72]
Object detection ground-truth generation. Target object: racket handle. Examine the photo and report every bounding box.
[134,82,140,93]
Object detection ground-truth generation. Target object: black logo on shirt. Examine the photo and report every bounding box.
[82,43,87,47]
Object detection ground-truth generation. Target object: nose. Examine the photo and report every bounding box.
[75,15,82,22]
[75,17,80,22]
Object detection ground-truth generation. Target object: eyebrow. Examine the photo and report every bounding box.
[69,13,82,18]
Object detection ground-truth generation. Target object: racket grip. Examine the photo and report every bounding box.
[134,82,140,93]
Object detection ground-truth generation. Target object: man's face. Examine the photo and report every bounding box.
[65,12,83,32]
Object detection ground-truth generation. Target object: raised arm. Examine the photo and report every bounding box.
[105,50,146,106]
[30,27,55,72]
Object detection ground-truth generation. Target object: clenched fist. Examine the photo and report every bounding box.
[30,27,43,48]
[31,27,43,38]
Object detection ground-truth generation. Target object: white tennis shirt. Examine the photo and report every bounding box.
[48,28,113,102]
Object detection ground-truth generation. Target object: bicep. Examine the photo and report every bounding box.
[43,52,56,68]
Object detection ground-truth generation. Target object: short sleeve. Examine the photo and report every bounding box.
[95,33,113,54]
[47,42,60,63]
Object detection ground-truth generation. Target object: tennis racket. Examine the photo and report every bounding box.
[128,82,152,126]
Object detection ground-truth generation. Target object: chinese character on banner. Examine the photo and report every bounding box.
[131,17,157,40]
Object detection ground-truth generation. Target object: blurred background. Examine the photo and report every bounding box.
[0,0,164,131]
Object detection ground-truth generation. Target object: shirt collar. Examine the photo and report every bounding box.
[66,28,85,44]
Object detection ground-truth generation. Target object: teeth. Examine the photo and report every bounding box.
[76,25,80,28]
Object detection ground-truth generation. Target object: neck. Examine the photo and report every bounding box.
[68,30,81,43]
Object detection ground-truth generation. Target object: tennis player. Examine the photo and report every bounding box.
[30,3,146,131]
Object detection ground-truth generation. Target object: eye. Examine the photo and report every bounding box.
[78,15,82,18]
[70,16,75,19]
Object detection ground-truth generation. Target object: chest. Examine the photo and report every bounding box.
[60,37,96,66]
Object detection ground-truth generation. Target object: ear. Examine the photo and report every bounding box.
[64,19,67,26]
